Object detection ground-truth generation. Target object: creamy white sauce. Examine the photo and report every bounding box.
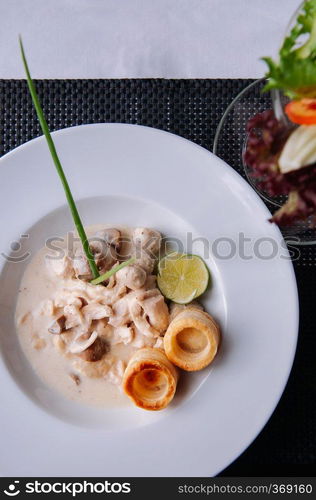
[15,225,162,408]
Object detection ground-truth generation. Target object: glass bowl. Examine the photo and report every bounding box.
[213,78,316,245]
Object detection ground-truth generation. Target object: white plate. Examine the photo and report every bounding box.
[0,124,298,476]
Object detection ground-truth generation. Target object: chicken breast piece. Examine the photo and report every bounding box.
[108,296,131,327]
[46,255,74,279]
[129,289,169,338]
[73,234,119,281]
[132,228,162,273]
[111,326,134,345]
[134,289,169,333]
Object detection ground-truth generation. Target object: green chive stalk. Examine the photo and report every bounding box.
[19,37,135,285]
[19,37,99,278]
[90,257,135,285]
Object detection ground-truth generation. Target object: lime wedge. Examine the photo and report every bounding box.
[157,252,210,304]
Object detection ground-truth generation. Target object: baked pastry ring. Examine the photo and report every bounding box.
[164,306,220,371]
[122,347,178,410]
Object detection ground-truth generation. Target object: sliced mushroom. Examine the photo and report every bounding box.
[77,336,109,362]
[116,264,147,290]
[53,289,87,308]
[132,228,162,255]
[73,241,118,281]
[90,240,118,270]
[48,315,66,334]
[68,330,98,354]
[68,331,109,362]
[95,228,121,250]
[78,296,88,307]
[131,251,155,274]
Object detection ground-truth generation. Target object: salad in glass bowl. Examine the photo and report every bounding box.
[244,0,316,226]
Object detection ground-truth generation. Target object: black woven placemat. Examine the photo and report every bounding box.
[0,79,315,475]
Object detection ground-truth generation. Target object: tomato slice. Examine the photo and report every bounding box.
[285,98,316,125]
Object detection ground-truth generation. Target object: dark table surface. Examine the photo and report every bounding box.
[0,79,315,476]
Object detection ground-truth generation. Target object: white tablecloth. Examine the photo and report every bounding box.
[0,0,300,78]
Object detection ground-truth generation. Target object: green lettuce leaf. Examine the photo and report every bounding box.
[263,0,316,98]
